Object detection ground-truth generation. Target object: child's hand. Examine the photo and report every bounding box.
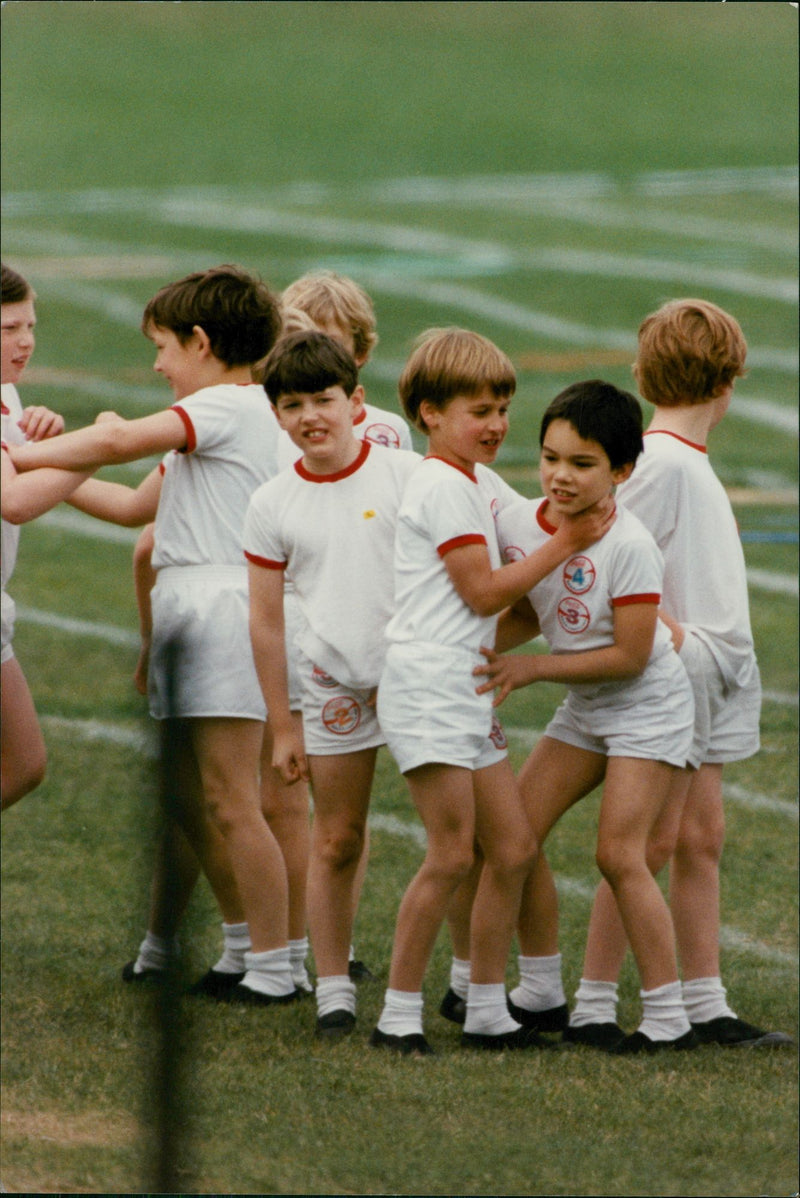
[133,641,150,696]
[18,405,65,441]
[560,495,616,551]
[272,729,309,786]
[658,608,685,652]
[473,646,539,706]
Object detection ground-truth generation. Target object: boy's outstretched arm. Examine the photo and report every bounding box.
[9,409,186,473]
[475,600,658,706]
[248,562,307,786]
[0,446,92,525]
[67,466,163,528]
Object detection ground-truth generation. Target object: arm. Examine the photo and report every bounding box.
[658,607,685,652]
[247,562,308,785]
[476,601,659,706]
[493,595,542,654]
[132,523,156,696]
[67,466,163,527]
[1,445,92,525]
[444,498,615,618]
[9,408,187,473]
[17,405,65,441]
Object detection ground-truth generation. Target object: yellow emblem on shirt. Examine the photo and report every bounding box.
[363,509,376,519]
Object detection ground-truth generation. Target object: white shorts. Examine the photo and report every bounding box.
[544,649,694,768]
[679,631,761,766]
[298,650,385,756]
[149,566,266,721]
[378,642,509,775]
[1,589,15,664]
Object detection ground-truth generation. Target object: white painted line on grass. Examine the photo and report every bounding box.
[746,569,799,597]
[16,606,140,648]
[38,508,140,544]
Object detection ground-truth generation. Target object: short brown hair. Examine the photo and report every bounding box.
[634,298,747,406]
[281,271,377,363]
[1,264,33,305]
[398,327,516,432]
[262,330,359,407]
[142,264,281,368]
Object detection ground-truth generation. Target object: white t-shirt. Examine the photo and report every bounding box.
[1,383,25,594]
[616,430,757,689]
[243,440,421,689]
[496,496,674,696]
[276,400,413,469]
[152,382,280,571]
[385,456,520,657]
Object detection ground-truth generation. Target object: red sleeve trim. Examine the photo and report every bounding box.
[171,404,195,453]
[437,533,487,558]
[244,550,287,570]
[612,592,661,607]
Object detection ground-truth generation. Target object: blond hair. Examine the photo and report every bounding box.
[634,298,747,406]
[280,271,377,363]
[398,327,516,432]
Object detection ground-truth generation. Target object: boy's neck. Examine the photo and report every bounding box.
[646,396,724,446]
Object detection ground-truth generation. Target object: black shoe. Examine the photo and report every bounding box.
[562,1021,626,1050]
[369,1028,434,1055]
[348,959,375,982]
[610,1029,700,1055]
[461,1026,553,1051]
[507,998,570,1034]
[186,968,245,999]
[121,960,164,983]
[439,987,467,1025]
[691,1015,794,1048]
[316,1009,357,1039]
[228,984,301,1007]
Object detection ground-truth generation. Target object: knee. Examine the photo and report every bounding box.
[645,826,675,876]
[1,750,47,810]
[484,831,537,879]
[595,841,640,890]
[315,823,365,872]
[675,811,725,867]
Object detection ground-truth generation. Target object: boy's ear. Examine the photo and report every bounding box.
[191,325,213,357]
[419,399,439,429]
[612,461,635,485]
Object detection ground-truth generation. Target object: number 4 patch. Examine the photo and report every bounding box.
[563,555,596,594]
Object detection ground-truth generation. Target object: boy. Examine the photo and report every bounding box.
[372,331,614,1054]
[10,265,299,1005]
[243,330,421,1039]
[476,379,697,1053]
[561,300,792,1048]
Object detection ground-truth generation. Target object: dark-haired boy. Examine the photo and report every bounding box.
[243,330,421,1039]
[11,265,300,1005]
[475,379,698,1052]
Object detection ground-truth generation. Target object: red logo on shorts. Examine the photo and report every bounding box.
[364,423,401,448]
[557,596,591,634]
[489,714,507,750]
[563,555,596,595]
[312,665,338,688]
[322,696,362,735]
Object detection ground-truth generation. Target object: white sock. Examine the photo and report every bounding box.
[682,976,736,1023]
[240,947,296,997]
[638,981,691,1042]
[509,953,566,1013]
[134,930,177,974]
[464,982,519,1036]
[316,975,356,1018]
[289,937,313,993]
[212,922,250,974]
[449,957,471,1001]
[569,978,619,1028]
[377,989,424,1038]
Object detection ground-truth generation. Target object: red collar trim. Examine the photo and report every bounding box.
[294,437,371,483]
[424,454,477,483]
[353,407,367,426]
[537,500,558,535]
[0,401,10,416]
[645,429,707,454]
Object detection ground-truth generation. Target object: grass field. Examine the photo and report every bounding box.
[1,2,798,1195]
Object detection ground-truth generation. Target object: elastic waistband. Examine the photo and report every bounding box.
[155,564,247,583]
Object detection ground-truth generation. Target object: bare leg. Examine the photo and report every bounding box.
[306,747,377,977]
[1,656,46,810]
[261,717,310,943]
[669,763,725,980]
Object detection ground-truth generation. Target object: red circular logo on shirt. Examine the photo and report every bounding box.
[563,555,596,595]
[322,696,362,735]
[312,665,338,688]
[503,544,525,563]
[557,596,591,634]
[364,423,401,448]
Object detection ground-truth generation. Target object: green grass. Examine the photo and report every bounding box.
[1,2,798,1194]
